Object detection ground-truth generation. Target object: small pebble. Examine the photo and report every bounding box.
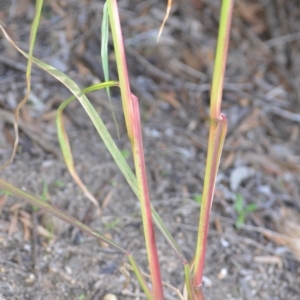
[218,268,227,279]
[102,294,118,300]
[25,273,35,283]
[202,276,212,287]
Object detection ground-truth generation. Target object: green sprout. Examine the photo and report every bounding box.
[234,193,257,229]
[104,218,121,229]
[193,193,202,204]
[120,149,130,159]
[0,190,14,197]
[54,180,65,188]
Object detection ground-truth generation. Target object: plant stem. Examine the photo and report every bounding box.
[107,1,164,298]
[193,0,234,289]
[210,0,234,120]
[193,116,227,287]
[107,0,134,142]
[131,94,164,299]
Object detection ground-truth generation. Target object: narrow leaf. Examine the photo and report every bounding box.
[193,116,228,287]
[0,25,185,265]
[0,179,128,254]
[57,82,118,207]
[246,203,257,213]
[131,94,164,299]
[106,1,186,261]
[183,263,195,300]
[210,0,234,119]
[157,0,172,42]
[101,1,120,138]
[0,0,44,170]
[101,2,110,86]
[128,255,154,300]
[107,0,134,142]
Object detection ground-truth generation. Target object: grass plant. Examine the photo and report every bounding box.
[0,0,234,298]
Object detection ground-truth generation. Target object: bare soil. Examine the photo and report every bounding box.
[0,1,300,299]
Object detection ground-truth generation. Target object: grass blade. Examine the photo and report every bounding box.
[107,0,186,263]
[183,263,195,300]
[131,94,164,299]
[57,82,118,208]
[0,0,43,170]
[101,2,110,90]
[0,24,186,265]
[107,0,134,142]
[210,0,234,120]
[128,255,154,300]
[101,1,120,137]
[0,25,138,197]
[151,206,186,263]
[157,0,172,42]
[193,0,233,288]
[193,115,228,287]
[0,179,128,254]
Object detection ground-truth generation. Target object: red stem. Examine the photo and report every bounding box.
[131,94,164,299]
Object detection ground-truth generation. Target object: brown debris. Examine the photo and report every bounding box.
[275,208,300,260]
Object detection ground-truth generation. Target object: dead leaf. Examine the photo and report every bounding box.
[49,1,66,17]
[182,48,203,71]
[8,210,19,236]
[237,108,261,133]
[158,91,181,109]
[236,1,266,34]
[99,232,112,249]
[254,255,283,268]
[101,190,115,210]
[275,207,300,260]
[12,0,30,18]
[19,214,31,241]
[214,216,223,234]
[245,152,300,174]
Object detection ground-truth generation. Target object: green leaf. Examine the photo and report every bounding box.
[0,23,185,267]
[120,149,130,159]
[101,2,110,87]
[101,1,119,137]
[245,203,257,213]
[234,193,244,214]
[236,212,245,229]
[54,180,65,188]
[56,82,118,207]
[193,193,202,204]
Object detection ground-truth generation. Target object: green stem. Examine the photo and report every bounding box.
[184,263,195,300]
[107,0,134,142]
[210,0,234,120]
[107,2,164,298]
[193,116,227,288]
[193,0,233,288]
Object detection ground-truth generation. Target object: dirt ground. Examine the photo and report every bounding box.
[0,0,300,299]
